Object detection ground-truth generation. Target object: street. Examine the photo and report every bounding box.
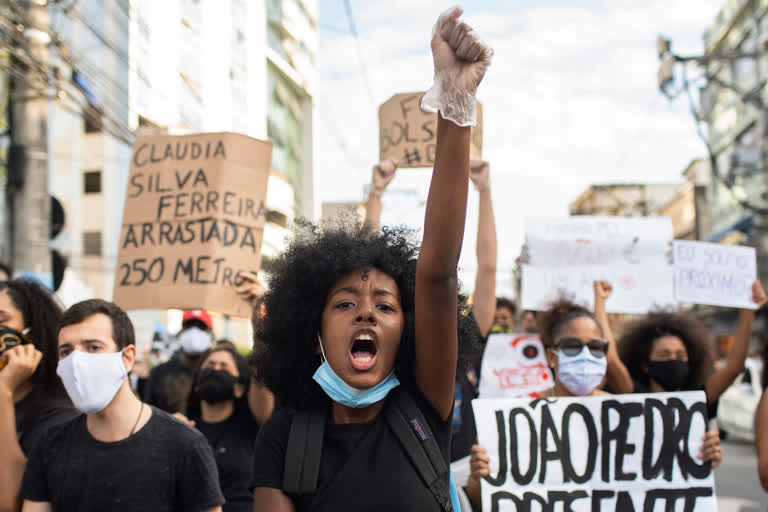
[716,439,766,511]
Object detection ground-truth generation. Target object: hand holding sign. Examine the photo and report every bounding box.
[371,158,398,195]
[699,429,723,469]
[752,281,768,309]
[236,271,265,309]
[469,159,489,191]
[422,7,492,127]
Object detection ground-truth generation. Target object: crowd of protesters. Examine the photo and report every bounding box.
[1,7,768,512]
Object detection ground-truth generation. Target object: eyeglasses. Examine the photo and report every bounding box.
[554,337,609,358]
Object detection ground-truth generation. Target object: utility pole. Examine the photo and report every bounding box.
[9,0,51,282]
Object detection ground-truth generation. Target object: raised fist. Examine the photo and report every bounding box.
[469,159,489,190]
[593,281,613,302]
[372,158,398,194]
[431,7,491,95]
[422,6,493,127]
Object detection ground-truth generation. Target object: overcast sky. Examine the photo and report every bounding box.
[315,0,725,297]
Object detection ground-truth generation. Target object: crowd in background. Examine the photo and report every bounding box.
[2,7,768,512]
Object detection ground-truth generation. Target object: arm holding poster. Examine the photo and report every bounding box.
[705,281,767,405]
[593,281,633,394]
[235,271,265,310]
[364,158,398,232]
[469,160,497,338]
[756,389,768,491]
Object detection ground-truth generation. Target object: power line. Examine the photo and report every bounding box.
[680,62,768,215]
[342,0,375,107]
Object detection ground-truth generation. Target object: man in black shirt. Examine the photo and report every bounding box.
[20,299,224,512]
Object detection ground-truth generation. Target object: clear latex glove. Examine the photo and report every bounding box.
[422,6,493,127]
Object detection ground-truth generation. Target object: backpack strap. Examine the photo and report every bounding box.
[384,388,453,512]
[283,407,326,495]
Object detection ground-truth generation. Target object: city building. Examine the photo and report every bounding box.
[3,0,318,346]
[699,0,767,251]
[569,183,681,217]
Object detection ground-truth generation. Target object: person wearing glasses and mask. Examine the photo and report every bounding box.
[20,299,224,512]
[465,290,723,509]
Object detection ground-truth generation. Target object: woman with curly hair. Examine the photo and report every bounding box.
[250,8,491,511]
[0,279,78,511]
[618,281,766,418]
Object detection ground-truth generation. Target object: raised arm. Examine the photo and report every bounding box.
[414,7,491,419]
[593,281,633,394]
[756,389,768,491]
[469,160,497,338]
[363,158,398,232]
[247,378,274,426]
[705,281,766,404]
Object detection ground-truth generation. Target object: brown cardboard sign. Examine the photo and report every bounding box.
[379,92,483,168]
[113,132,272,318]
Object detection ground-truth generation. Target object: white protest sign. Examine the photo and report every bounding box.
[478,334,553,398]
[521,264,675,314]
[525,216,674,242]
[472,392,717,512]
[526,237,671,267]
[673,240,757,309]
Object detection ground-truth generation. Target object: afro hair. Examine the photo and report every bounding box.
[618,311,713,390]
[253,218,477,410]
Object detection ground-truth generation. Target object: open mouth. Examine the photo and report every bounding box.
[349,332,378,371]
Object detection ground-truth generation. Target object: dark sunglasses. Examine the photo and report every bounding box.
[554,337,609,358]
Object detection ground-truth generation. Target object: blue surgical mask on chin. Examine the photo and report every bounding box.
[312,333,400,408]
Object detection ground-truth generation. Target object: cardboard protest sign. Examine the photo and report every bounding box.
[378,92,482,168]
[113,133,272,318]
[673,240,757,309]
[473,392,717,511]
[521,264,676,314]
[478,334,553,399]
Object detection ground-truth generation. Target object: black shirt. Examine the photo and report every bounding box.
[15,388,79,456]
[145,356,197,414]
[632,380,718,419]
[451,361,479,462]
[21,406,225,512]
[251,386,451,511]
[191,403,260,512]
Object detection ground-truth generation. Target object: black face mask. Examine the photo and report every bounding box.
[197,369,238,403]
[647,360,690,391]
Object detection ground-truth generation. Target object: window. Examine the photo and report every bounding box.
[83,171,102,194]
[83,232,102,256]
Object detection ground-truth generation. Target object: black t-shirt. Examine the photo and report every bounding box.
[451,361,479,462]
[21,406,224,512]
[251,386,451,511]
[145,356,196,414]
[15,388,79,457]
[191,403,260,512]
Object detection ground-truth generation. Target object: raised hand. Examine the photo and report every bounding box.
[469,159,489,190]
[594,281,613,303]
[422,6,493,126]
[0,344,42,394]
[372,158,398,195]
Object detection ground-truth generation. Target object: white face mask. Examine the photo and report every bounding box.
[57,350,128,414]
[178,327,212,355]
[557,347,607,396]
